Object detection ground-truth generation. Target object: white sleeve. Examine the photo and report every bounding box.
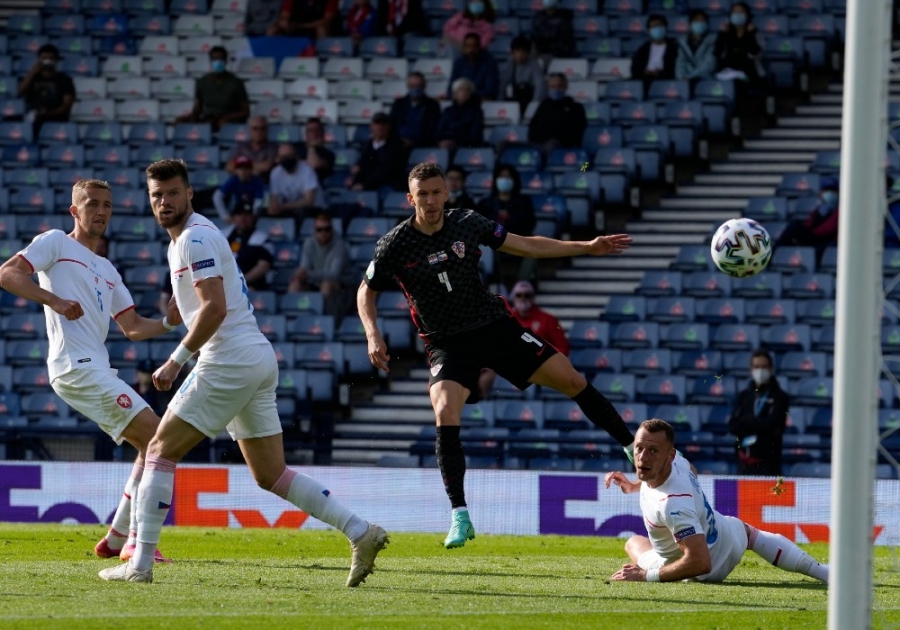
[17,230,62,273]
[182,232,226,285]
[111,270,136,318]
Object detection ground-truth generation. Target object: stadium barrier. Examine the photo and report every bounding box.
[0,462,889,544]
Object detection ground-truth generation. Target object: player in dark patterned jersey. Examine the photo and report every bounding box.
[358,162,636,549]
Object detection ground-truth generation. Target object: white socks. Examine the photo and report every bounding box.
[747,526,829,583]
[271,468,369,542]
[132,456,176,571]
[107,463,144,550]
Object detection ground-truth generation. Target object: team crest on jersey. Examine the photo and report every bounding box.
[427,251,448,265]
[116,394,132,409]
[430,364,442,376]
[452,241,465,258]
[493,224,504,238]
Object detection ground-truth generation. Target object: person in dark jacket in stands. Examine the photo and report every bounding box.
[774,176,839,264]
[447,33,500,101]
[527,73,587,154]
[530,0,576,60]
[728,349,789,476]
[435,78,485,150]
[630,14,679,91]
[350,112,407,192]
[446,166,477,210]
[389,71,442,149]
[714,1,762,84]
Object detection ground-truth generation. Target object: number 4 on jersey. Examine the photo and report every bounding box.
[438,271,452,292]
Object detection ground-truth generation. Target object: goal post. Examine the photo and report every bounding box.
[829,1,892,628]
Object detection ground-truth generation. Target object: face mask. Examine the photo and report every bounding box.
[496,177,514,193]
[730,12,747,27]
[542,0,557,8]
[468,1,484,15]
[751,368,770,386]
[448,189,461,201]
[279,157,298,171]
[690,21,708,36]
[408,87,425,99]
[514,297,533,316]
[821,190,838,211]
[649,25,666,40]
[41,59,56,69]
[548,89,566,100]
[211,59,226,73]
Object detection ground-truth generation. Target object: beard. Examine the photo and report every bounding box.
[154,200,190,229]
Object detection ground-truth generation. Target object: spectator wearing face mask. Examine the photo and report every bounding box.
[727,349,789,476]
[675,9,717,83]
[499,35,547,116]
[18,44,75,136]
[527,73,587,154]
[443,0,495,50]
[631,14,678,91]
[714,2,762,83]
[268,143,326,217]
[774,176,839,264]
[476,164,536,237]
[530,0,576,60]
[176,46,249,131]
[445,166,477,210]
[389,72,442,149]
[478,280,569,399]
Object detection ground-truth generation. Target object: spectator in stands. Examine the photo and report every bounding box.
[479,280,569,399]
[213,156,267,222]
[267,0,338,38]
[527,73,587,153]
[675,9,718,83]
[631,14,679,91]
[18,44,75,135]
[269,143,327,217]
[448,33,500,101]
[377,0,429,38]
[446,166,477,210]
[499,35,547,116]
[530,0,576,60]
[389,72,442,149]
[288,212,353,316]
[350,112,408,192]
[774,176,839,264]
[346,0,377,47]
[226,116,278,181]
[176,46,249,132]
[727,349,789,476]
[714,2,762,85]
[435,78,485,151]
[296,117,336,185]
[443,1,495,51]
[222,204,274,291]
[477,164,536,239]
[245,0,281,36]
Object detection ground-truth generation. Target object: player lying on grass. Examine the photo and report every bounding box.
[604,418,829,584]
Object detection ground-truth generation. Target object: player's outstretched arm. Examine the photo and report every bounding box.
[114,301,182,341]
[498,233,633,259]
[0,256,83,320]
[357,280,390,373]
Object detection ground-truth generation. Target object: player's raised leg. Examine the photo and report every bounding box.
[430,380,476,549]
[239,434,388,587]
[745,523,829,583]
[529,353,636,460]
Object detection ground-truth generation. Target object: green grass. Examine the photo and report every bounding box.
[0,523,898,629]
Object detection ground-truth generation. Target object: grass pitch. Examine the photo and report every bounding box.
[0,523,898,629]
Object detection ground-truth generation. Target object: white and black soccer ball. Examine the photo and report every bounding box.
[710,218,773,278]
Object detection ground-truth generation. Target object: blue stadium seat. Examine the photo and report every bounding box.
[111,240,164,267]
[9,188,53,214]
[745,196,788,222]
[602,295,646,322]
[489,375,535,400]
[109,216,158,241]
[637,375,687,405]
[570,348,622,375]
[688,375,737,406]
[494,400,544,430]
[670,244,712,272]
[594,147,638,182]
[408,147,450,170]
[508,428,560,460]
[731,271,782,298]
[280,295,324,319]
[623,348,672,376]
[129,14,171,36]
[770,245,816,274]
[0,122,33,146]
[7,340,48,367]
[672,349,723,377]
[295,341,344,374]
[698,404,732,435]
[568,320,610,349]
[647,80,691,102]
[746,297,796,325]
[646,296,696,324]
[779,351,827,379]
[711,323,761,352]
[461,428,508,458]
[1,144,41,168]
[795,299,835,326]
[247,290,277,314]
[359,37,399,58]
[783,273,835,299]
[660,323,710,351]
[123,265,166,291]
[582,125,624,154]
[613,101,657,125]
[660,100,706,133]
[696,297,745,324]
[3,167,48,190]
[258,217,297,242]
[636,270,682,297]
[610,322,659,350]
[794,377,833,407]
[592,373,636,403]
[2,313,46,340]
[651,404,700,432]
[544,400,590,431]
[343,343,375,376]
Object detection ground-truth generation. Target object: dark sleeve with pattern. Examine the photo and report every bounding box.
[363,230,399,292]
[469,210,508,249]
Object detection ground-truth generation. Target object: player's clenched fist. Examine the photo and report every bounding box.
[51,297,84,321]
[152,360,182,392]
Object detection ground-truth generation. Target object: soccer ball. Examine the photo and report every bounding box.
[710,218,773,278]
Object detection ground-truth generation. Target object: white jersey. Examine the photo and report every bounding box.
[18,230,134,380]
[639,454,732,567]
[167,212,268,359]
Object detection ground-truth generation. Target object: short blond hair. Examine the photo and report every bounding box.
[72,179,112,206]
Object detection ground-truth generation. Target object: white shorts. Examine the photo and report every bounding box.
[52,368,151,445]
[168,342,281,441]
[637,515,749,583]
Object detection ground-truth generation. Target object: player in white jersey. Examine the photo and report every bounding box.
[99,159,388,586]
[0,179,177,563]
[604,419,829,584]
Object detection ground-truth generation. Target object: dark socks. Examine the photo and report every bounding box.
[435,426,467,508]
[572,383,634,447]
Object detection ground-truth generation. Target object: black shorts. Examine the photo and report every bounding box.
[426,316,558,402]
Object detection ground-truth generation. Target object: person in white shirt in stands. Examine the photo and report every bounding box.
[0,179,179,564]
[267,143,326,218]
[605,418,829,584]
[99,159,387,585]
